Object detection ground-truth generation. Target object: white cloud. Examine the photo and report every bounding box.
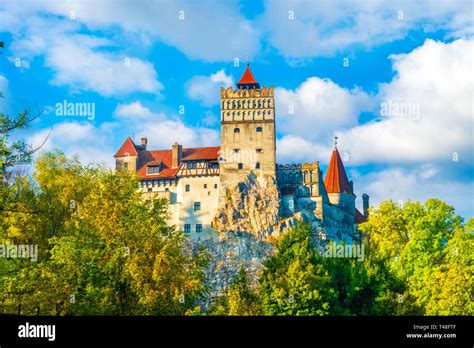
[28,121,119,167]
[186,70,234,106]
[113,101,220,149]
[46,35,163,97]
[0,5,163,97]
[275,77,374,142]
[259,0,473,59]
[15,0,261,62]
[275,39,474,166]
[276,135,331,164]
[114,101,162,120]
[337,39,474,165]
[352,166,474,219]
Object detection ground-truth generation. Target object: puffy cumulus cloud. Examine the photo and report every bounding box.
[0,4,163,97]
[112,101,220,149]
[276,135,332,164]
[114,101,162,120]
[46,35,163,97]
[351,165,474,219]
[14,0,260,62]
[275,77,374,141]
[259,0,473,59]
[140,121,220,149]
[28,121,119,167]
[186,70,234,107]
[336,39,473,165]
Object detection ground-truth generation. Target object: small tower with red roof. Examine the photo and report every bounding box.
[323,136,356,216]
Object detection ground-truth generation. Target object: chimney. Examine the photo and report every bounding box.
[362,193,369,218]
[141,137,147,149]
[171,142,182,168]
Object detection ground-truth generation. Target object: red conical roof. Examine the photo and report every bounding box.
[114,137,138,157]
[324,147,352,194]
[237,65,260,89]
[238,66,258,85]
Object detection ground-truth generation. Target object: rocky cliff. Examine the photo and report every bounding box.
[212,173,281,241]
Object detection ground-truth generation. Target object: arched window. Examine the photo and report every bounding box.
[234,128,240,133]
[256,127,262,132]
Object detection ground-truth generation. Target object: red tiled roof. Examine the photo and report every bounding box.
[324,147,352,194]
[237,66,259,85]
[114,137,138,157]
[135,146,220,179]
[181,146,220,161]
[355,209,367,224]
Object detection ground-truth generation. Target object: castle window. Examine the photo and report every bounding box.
[185,184,190,192]
[234,128,240,133]
[214,184,218,189]
[148,188,152,192]
[256,127,262,132]
[256,162,261,169]
[165,188,169,192]
[147,166,160,174]
[238,163,243,170]
[124,162,128,168]
[184,224,191,233]
[194,202,201,211]
[204,184,207,189]
[196,224,203,233]
[256,148,263,153]
[234,149,240,153]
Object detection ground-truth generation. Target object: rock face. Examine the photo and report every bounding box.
[212,173,280,241]
[201,173,330,308]
[199,232,273,306]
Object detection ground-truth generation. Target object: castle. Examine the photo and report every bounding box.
[114,65,369,242]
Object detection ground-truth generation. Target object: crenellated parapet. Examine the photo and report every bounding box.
[220,85,274,99]
[220,86,275,122]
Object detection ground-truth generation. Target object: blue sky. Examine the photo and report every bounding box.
[0,0,473,218]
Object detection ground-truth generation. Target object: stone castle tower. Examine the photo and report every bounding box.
[218,65,276,204]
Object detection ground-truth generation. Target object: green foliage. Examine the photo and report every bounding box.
[0,151,208,315]
[208,268,262,316]
[360,199,473,315]
[259,223,336,315]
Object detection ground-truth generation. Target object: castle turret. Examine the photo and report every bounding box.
[323,139,356,216]
[218,64,276,205]
[114,137,139,172]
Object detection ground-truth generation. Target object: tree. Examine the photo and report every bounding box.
[208,268,262,316]
[0,151,209,315]
[259,222,337,316]
[359,199,472,315]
